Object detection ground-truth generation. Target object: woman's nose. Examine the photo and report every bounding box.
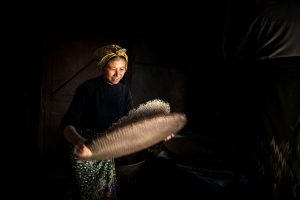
[114,70,119,76]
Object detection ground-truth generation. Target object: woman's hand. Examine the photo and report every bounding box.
[74,139,93,158]
[164,133,175,142]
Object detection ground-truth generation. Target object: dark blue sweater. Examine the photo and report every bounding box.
[60,76,133,133]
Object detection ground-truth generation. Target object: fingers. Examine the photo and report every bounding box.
[164,133,175,141]
[74,143,93,158]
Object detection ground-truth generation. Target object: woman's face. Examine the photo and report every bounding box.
[103,57,127,85]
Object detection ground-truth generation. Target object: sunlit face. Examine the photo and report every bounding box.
[103,57,127,85]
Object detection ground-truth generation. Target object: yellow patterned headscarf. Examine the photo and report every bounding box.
[94,44,128,71]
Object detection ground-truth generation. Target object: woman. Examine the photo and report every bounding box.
[60,44,133,199]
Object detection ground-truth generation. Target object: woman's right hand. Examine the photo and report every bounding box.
[74,139,93,158]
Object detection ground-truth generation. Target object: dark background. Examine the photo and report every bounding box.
[6,0,263,199]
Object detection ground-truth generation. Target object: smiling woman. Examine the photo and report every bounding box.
[59,44,133,200]
[102,57,127,85]
[95,45,129,85]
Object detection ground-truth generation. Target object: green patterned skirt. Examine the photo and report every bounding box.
[70,129,118,200]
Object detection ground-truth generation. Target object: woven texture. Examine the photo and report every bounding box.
[84,99,187,160]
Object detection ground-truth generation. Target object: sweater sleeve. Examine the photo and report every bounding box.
[124,88,133,116]
[59,84,89,132]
